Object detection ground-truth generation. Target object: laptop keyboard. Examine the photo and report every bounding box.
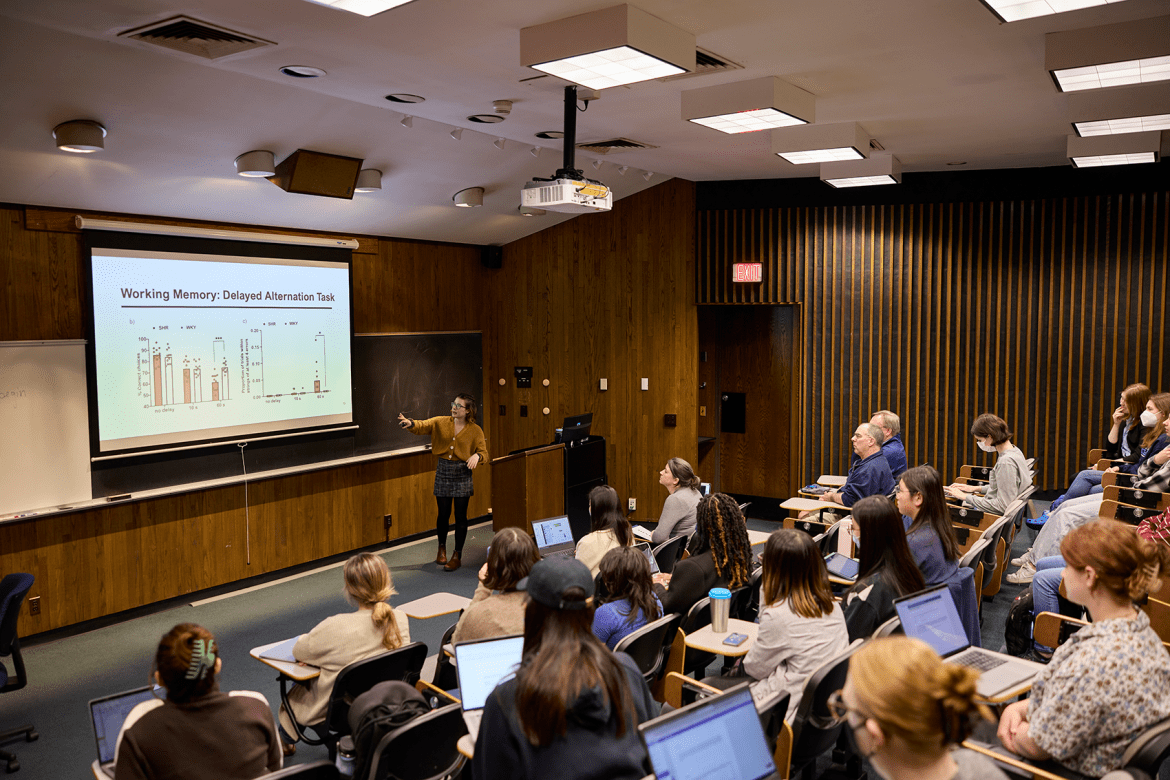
[542,549,576,561]
[954,650,1008,673]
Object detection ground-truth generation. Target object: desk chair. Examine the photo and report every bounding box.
[787,640,865,780]
[431,622,459,692]
[613,612,684,685]
[0,573,36,774]
[281,642,428,759]
[979,513,1016,599]
[658,598,713,700]
[266,760,340,779]
[1104,485,1169,512]
[871,616,902,638]
[365,702,467,780]
[652,535,689,575]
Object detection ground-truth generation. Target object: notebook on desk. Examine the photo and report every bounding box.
[639,683,778,780]
[894,585,1044,698]
[454,634,524,740]
[532,515,576,561]
[90,686,160,778]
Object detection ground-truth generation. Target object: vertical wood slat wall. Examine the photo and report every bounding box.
[698,194,1169,491]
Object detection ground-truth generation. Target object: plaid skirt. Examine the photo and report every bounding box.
[433,456,474,498]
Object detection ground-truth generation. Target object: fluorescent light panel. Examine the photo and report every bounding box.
[682,76,815,134]
[780,147,864,164]
[772,122,869,165]
[986,0,1131,23]
[301,0,414,16]
[532,46,684,89]
[1054,55,1170,92]
[691,108,806,133]
[1075,113,1170,136]
[820,154,902,188]
[825,174,899,188]
[1072,152,1158,167]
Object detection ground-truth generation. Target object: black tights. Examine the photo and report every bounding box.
[435,496,470,552]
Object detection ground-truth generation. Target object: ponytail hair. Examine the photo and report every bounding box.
[344,552,403,650]
[1061,519,1170,603]
[850,636,993,753]
[155,623,220,704]
[667,458,701,492]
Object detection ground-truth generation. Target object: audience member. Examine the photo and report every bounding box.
[278,552,409,753]
[842,496,925,641]
[592,546,663,650]
[576,485,633,577]
[997,519,1170,777]
[653,492,752,616]
[472,557,657,780]
[944,414,1031,515]
[453,527,540,644]
[651,457,703,544]
[850,410,909,480]
[115,623,281,780]
[821,423,897,508]
[835,636,1005,780]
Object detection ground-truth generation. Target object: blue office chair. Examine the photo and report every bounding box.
[0,573,37,773]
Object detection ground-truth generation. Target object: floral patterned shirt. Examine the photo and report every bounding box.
[1027,611,1170,777]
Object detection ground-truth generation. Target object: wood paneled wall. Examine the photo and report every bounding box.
[0,180,698,633]
[482,179,698,522]
[697,193,1170,491]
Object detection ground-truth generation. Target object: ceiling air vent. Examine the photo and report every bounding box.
[663,47,744,81]
[119,16,275,60]
[576,138,659,155]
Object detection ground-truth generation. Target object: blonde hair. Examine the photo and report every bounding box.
[1061,519,1170,602]
[850,636,993,753]
[344,552,403,650]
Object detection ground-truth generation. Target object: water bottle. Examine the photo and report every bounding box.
[335,735,356,777]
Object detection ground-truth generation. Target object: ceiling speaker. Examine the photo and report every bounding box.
[270,149,363,199]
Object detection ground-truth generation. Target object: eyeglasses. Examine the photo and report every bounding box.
[826,690,865,726]
[451,403,467,410]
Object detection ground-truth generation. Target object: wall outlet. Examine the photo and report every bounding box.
[520,405,528,417]
[700,405,707,417]
[628,498,636,512]
[28,596,40,615]
[664,414,677,427]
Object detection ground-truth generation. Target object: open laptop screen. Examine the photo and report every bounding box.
[640,684,775,780]
[532,516,573,549]
[454,635,524,712]
[893,585,969,656]
[91,686,157,765]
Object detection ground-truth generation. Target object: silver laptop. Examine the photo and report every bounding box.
[532,515,576,561]
[453,634,524,740]
[894,585,1044,698]
[89,686,159,777]
[639,683,779,780]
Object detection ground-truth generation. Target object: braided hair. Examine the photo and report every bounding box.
[693,493,752,589]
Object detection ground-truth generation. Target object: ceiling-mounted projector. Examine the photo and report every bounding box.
[522,178,612,213]
[521,85,612,214]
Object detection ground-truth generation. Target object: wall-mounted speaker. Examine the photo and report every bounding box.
[270,149,363,199]
[481,245,503,269]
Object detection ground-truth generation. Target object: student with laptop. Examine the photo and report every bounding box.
[114,623,281,780]
[994,519,1170,777]
[944,413,1031,515]
[472,557,657,780]
[575,485,634,577]
[842,496,925,641]
[452,528,540,644]
[833,636,1006,780]
[592,546,663,650]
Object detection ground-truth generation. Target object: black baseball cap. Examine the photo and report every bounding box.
[517,557,594,610]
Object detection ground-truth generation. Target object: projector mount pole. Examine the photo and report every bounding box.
[555,85,585,181]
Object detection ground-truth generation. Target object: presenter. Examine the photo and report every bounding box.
[398,394,488,572]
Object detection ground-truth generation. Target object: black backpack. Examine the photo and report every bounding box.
[347,681,430,780]
[1004,588,1035,657]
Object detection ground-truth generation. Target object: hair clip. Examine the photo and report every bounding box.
[185,638,217,680]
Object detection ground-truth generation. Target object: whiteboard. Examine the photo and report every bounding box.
[0,341,92,514]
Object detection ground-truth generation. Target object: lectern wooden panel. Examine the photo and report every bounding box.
[491,444,565,533]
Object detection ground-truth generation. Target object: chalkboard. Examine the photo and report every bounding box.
[352,332,484,455]
[3,332,482,514]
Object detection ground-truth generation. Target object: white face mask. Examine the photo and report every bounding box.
[977,440,995,453]
[1141,410,1159,427]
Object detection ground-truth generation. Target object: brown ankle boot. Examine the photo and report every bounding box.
[435,544,447,565]
[444,551,462,571]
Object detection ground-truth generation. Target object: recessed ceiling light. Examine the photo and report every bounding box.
[535,130,564,140]
[520,5,694,90]
[468,114,505,124]
[279,65,327,78]
[1074,113,1170,136]
[384,94,425,104]
[301,0,417,18]
[683,77,815,134]
[983,0,1131,23]
[53,120,107,153]
[453,187,485,207]
[773,122,870,165]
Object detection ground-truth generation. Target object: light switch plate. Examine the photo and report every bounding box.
[641,378,648,391]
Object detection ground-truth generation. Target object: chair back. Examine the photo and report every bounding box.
[266,760,340,779]
[957,538,991,571]
[681,597,711,635]
[813,518,847,555]
[737,567,764,623]
[871,616,902,638]
[0,573,34,658]
[324,642,429,736]
[431,621,460,691]
[368,702,468,780]
[1120,717,1170,774]
[614,612,684,682]
[755,690,791,756]
[789,640,865,774]
[652,535,689,575]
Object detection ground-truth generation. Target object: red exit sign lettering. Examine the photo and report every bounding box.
[733,263,762,283]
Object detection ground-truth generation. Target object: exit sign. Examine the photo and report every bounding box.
[733,263,762,283]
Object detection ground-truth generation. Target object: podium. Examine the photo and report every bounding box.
[491,444,565,534]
